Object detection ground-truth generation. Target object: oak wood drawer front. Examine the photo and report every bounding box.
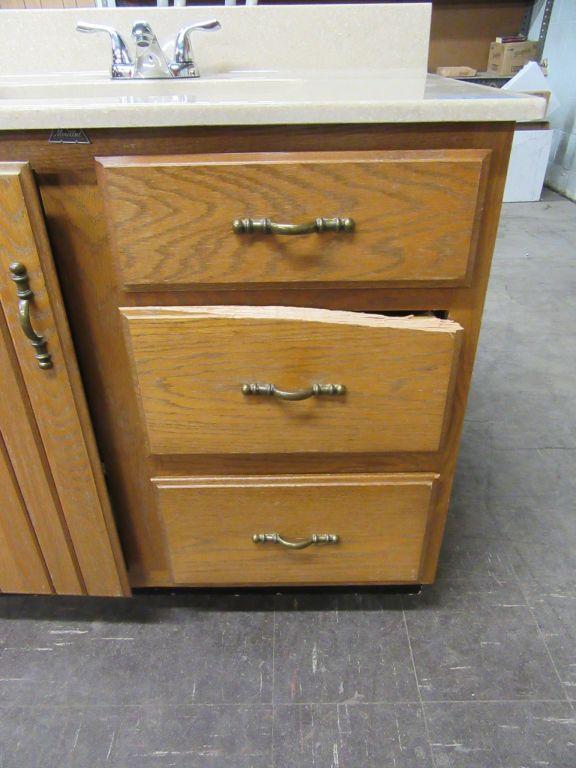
[98,150,490,289]
[154,473,437,585]
[122,306,462,455]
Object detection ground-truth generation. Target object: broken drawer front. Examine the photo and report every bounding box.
[121,306,462,455]
[98,149,490,289]
[154,473,438,585]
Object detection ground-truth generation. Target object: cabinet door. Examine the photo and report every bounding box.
[0,307,82,593]
[0,163,129,596]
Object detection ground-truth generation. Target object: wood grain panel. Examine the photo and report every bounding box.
[154,473,437,586]
[98,150,490,290]
[0,305,83,594]
[122,305,462,455]
[0,163,129,596]
[0,432,52,594]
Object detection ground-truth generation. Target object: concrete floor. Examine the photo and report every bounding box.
[0,190,575,767]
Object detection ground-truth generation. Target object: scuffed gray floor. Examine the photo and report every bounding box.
[0,190,575,767]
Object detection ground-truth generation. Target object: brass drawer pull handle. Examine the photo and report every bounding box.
[253,532,340,550]
[233,217,355,236]
[9,262,53,370]
[242,383,345,402]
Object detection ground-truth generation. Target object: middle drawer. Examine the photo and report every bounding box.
[121,305,462,455]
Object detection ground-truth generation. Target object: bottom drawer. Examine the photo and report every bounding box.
[153,473,438,586]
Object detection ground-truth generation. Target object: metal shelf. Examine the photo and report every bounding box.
[456,73,513,89]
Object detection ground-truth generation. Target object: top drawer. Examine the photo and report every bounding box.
[97,150,490,291]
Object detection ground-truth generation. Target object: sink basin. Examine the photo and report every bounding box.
[0,71,425,106]
[0,69,544,130]
[0,3,434,129]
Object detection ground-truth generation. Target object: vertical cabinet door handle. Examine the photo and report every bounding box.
[9,262,53,370]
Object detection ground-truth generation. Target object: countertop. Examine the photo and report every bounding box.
[0,5,546,131]
[0,73,546,131]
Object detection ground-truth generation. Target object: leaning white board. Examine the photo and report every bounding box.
[503,128,553,202]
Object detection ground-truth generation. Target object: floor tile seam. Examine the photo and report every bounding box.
[0,698,570,710]
[402,606,438,768]
[506,553,574,704]
[271,608,276,768]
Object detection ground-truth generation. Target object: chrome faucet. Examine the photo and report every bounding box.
[170,20,222,78]
[76,22,133,79]
[76,20,221,80]
[131,21,172,79]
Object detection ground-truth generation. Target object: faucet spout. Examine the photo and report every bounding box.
[131,21,173,79]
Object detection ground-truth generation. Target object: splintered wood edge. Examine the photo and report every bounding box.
[120,306,463,334]
[151,473,440,489]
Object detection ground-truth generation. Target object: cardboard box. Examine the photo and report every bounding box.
[487,41,538,76]
[436,66,477,77]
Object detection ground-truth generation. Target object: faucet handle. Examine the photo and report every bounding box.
[76,22,133,78]
[172,20,221,78]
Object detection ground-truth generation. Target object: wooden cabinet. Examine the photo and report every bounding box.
[0,163,129,596]
[0,122,513,590]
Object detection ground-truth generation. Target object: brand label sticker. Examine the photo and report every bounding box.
[49,129,91,145]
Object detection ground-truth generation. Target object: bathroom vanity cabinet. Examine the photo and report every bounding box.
[0,121,513,591]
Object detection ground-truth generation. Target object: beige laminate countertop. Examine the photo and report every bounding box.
[0,5,546,130]
[0,73,546,131]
